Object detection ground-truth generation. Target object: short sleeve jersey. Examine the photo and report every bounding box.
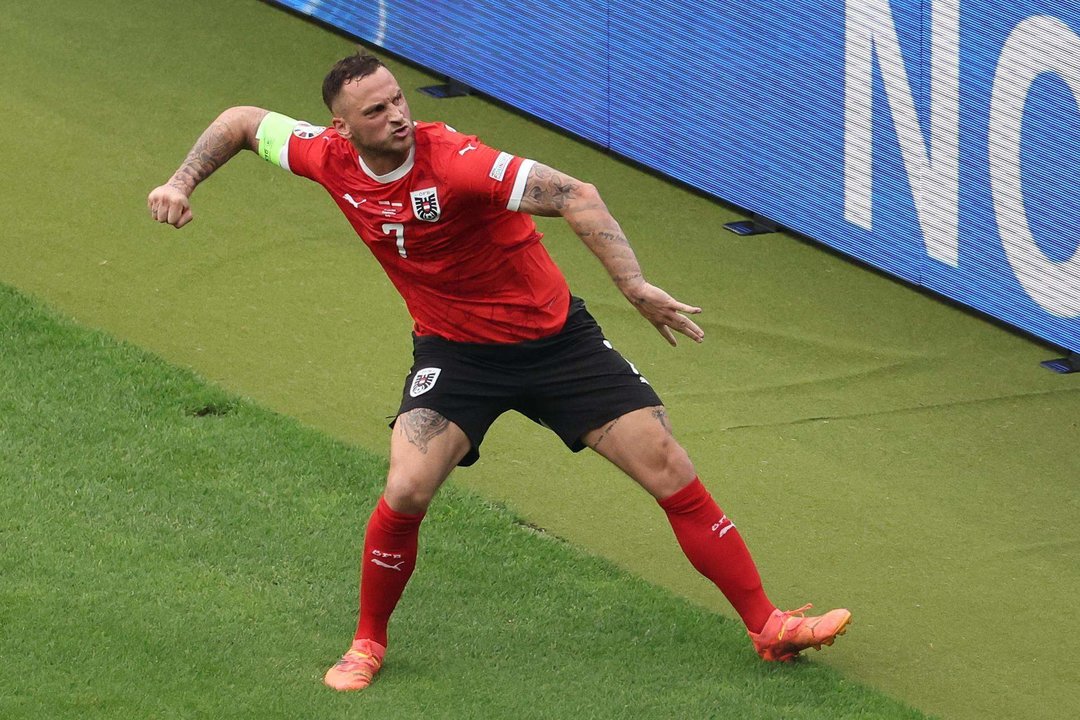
[257,114,571,343]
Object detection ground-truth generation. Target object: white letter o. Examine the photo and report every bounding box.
[990,15,1080,318]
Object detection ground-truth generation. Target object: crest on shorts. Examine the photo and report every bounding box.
[410,187,441,222]
[409,367,442,397]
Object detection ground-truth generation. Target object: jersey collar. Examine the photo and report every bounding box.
[358,145,415,184]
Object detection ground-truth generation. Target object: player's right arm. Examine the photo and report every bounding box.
[147,106,269,229]
[516,162,704,346]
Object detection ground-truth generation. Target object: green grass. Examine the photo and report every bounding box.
[4,2,1079,718]
[0,283,927,719]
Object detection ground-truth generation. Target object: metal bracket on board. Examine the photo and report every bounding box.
[418,78,471,98]
[1040,351,1080,374]
[724,214,780,236]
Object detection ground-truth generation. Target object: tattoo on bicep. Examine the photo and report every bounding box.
[651,407,673,436]
[401,408,451,454]
[524,164,581,214]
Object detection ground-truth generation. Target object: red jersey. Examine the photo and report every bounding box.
[272,119,570,343]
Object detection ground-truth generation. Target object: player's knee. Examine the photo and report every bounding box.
[383,472,439,514]
[637,433,696,498]
[659,436,697,490]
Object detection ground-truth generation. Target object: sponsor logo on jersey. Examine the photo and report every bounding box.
[292,123,326,140]
[458,143,478,156]
[409,367,441,397]
[489,151,513,182]
[410,187,441,222]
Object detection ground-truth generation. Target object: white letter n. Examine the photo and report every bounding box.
[844,0,960,267]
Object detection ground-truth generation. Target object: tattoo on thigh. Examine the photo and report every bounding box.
[651,407,673,436]
[588,416,622,449]
[401,408,450,454]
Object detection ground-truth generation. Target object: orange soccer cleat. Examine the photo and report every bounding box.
[323,639,387,691]
[749,604,851,662]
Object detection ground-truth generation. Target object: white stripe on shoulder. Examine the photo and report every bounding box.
[506,159,536,211]
[279,141,291,173]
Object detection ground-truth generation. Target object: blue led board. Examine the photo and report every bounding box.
[269,0,1079,353]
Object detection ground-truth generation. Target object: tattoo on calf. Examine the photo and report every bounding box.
[401,408,450,454]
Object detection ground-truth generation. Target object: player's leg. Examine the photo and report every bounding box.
[324,409,471,691]
[583,406,850,660]
[384,407,472,513]
[529,301,850,660]
[358,409,470,643]
[583,406,776,632]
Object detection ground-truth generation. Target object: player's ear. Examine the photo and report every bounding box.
[332,116,350,139]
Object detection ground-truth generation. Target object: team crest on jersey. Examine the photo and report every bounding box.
[409,367,442,397]
[410,187,441,222]
[292,123,325,140]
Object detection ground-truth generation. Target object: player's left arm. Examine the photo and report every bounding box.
[517,163,703,346]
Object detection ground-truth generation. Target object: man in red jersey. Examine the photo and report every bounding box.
[148,52,850,691]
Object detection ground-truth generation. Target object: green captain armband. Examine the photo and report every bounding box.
[256,111,299,168]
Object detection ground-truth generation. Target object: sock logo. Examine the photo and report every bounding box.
[370,549,405,571]
[711,515,736,539]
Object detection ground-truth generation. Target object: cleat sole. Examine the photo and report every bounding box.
[814,612,852,651]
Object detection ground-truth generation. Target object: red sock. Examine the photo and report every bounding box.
[354,496,425,647]
[658,478,775,633]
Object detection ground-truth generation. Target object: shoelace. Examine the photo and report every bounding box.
[338,649,380,672]
[776,603,814,642]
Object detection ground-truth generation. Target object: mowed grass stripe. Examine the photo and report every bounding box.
[0,284,927,719]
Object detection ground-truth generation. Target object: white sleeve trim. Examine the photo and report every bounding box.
[279,142,292,173]
[506,158,536,211]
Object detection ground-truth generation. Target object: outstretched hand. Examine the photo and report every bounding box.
[624,281,704,346]
[147,184,194,229]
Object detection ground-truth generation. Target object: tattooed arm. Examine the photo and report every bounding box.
[147,106,269,228]
[516,163,704,346]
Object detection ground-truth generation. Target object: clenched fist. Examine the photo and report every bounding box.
[147,184,194,228]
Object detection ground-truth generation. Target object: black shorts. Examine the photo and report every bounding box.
[394,297,663,466]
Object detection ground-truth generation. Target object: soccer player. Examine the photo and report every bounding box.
[147,52,850,691]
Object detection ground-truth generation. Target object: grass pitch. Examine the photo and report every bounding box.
[0,287,928,719]
[2,1,1078,719]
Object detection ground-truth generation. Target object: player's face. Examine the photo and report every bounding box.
[331,67,414,172]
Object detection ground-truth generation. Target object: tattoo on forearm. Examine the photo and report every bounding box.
[581,229,630,252]
[522,164,646,294]
[168,119,241,193]
[573,223,643,285]
[401,408,450,454]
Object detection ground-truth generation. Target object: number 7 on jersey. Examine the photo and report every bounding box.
[382,223,407,258]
